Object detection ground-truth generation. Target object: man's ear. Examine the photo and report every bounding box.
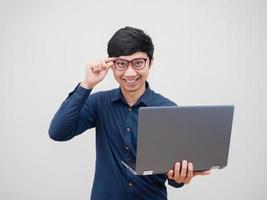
[149,57,154,68]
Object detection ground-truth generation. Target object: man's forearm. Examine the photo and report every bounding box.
[48,84,92,141]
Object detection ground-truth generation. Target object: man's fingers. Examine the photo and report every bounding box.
[104,57,117,62]
[177,160,187,183]
[91,64,102,72]
[105,57,115,69]
[188,162,193,177]
[184,162,193,184]
[167,170,174,179]
[91,62,108,73]
[97,59,114,71]
[88,58,115,73]
[173,162,181,182]
[101,60,108,70]
[168,161,211,184]
[106,61,114,68]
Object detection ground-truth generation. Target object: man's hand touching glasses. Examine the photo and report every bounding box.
[80,57,116,89]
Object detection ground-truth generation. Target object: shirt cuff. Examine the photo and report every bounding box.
[67,83,92,101]
[168,179,185,188]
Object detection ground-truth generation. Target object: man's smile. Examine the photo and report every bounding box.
[123,77,140,84]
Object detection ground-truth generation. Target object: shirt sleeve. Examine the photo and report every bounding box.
[48,83,98,141]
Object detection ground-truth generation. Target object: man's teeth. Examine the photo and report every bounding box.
[125,79,138,83]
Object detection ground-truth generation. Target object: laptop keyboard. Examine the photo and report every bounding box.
[125,160,136,170]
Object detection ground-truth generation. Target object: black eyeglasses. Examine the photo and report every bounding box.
[113,58,148,71]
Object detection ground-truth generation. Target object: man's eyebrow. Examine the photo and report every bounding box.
[116,57,147,61]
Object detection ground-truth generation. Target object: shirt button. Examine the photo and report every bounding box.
[127,128,131,132]
[128,107,132,111]
[125,146,130,150]
[128,182,133,187]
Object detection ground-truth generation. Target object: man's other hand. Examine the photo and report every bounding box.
[167,160,211,184]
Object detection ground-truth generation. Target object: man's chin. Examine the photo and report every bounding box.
[121,84,143,93]
[123,86,139,93]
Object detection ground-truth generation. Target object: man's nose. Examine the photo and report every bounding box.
[124,65,137,76]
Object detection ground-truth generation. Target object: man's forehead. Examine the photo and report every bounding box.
[118,52,148,60]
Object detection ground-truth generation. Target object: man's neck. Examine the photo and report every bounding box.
[121,85,146,107]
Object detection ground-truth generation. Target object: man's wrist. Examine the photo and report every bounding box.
[80,81,95,90]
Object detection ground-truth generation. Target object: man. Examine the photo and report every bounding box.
[49,26,210,200]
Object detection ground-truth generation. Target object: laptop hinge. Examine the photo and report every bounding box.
[211,166,221,169]
[143,170,154,175]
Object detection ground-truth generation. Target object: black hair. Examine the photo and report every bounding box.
[107,26,154,64]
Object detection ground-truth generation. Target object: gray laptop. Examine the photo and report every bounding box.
[121,105,234,175]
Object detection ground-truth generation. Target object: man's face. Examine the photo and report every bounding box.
[111,52,152,93]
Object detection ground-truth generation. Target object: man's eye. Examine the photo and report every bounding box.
[134,60,144,66]
[117,61,126,66]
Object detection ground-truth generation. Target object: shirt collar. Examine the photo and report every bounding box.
[111,81,153,106]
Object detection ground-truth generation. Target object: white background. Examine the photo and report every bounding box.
[1,0,266,199]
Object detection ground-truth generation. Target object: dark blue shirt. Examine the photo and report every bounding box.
[49,82,184,200]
